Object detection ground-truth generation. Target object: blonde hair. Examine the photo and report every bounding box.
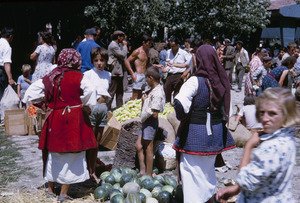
[21,64,31,73]
[256,88,300,128]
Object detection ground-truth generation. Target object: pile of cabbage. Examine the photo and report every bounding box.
[113,99,174,123]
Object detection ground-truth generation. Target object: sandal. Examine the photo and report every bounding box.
[46,192,56,198]
[57,195,73,202]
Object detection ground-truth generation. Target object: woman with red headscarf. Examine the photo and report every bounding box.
[173,45,236,202]
[23,49,97,201]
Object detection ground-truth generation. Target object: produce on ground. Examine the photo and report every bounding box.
[113,99,174,123]
[94,166,181,202]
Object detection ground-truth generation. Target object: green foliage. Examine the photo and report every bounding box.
[85,0,271,40]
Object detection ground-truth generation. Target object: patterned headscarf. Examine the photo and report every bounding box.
[43,49,82,103]
[194,45,231,121]
[57,48,81,69]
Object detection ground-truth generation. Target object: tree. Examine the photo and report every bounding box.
[84,0,168,44]
[166,0,271,40]
[85,0,271,42]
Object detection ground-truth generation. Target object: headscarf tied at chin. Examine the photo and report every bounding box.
[194,45,231,122]
[43,48,82,103]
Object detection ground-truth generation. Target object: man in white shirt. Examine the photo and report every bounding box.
[0,27,15,100]
[157,37,192,103]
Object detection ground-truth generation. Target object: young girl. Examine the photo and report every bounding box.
[217,87,300,202]
[17,64,33,103]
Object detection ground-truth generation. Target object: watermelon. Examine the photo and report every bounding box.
[157,191,171,203]
[110,167,122,174]
[151,185,162,199]
[141,178,155,191]
[161,185,174,195]
[110,194,125,203]
[153,175,164,185]
[105,175,116,185]
[140,188,152,198]
[163,174,172,181]
[122,182,140,196]
[94,186,109,200]
[165,177,178,188]
[113,183,121,189]
[152,167,159,175]
[102,183,113,194]
[120,174,133,187]
[110,189,123,199]
[175,185,183,203]
[121,167,131,176]
[145,197,158,203]
[100,171,111,180]
[139,175,152,183]
[152,179,161,187]
[125,192,141,203]
[139,192,146,203]
[129,169,138,177]
[112,172,122,183]
[131,177,142,187]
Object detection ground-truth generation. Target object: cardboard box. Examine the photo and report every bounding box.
[4,109,28,136]
[100,111,121,150]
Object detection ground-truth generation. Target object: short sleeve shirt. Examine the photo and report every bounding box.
[83,68,111,99]
[17,75,33,91]
[141,84,165,122]
[166,48,192,74]
[0,38,12,66]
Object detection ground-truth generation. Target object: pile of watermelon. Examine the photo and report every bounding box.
[94,166,182,203]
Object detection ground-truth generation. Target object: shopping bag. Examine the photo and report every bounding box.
[0,85,20,122]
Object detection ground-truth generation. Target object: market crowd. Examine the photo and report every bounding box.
[1,26,300,202]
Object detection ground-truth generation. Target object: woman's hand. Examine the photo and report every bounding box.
[245,132,261,149]
[216,185,240,203]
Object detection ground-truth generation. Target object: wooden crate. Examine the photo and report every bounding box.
[100,111,121,150]
[4,109,28,136]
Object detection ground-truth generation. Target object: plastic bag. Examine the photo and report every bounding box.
[0,85,20,122]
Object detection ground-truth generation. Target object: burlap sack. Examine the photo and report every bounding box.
[167,111,180,135]
[228,116,252,147]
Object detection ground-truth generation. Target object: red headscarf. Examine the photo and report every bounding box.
[194,45,231,121]
[43,48,82,103]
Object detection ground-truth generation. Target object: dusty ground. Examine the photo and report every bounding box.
[0,80,300,202]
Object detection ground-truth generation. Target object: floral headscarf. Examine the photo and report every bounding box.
[43,49,82,103]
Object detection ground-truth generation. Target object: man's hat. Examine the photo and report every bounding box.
[236,40,243,45]
[113,30,125,36]
[224,38,231,43]
[84,28,97,35]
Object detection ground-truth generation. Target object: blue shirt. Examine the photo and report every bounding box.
[76,39,100,73]
[17,74,32,91]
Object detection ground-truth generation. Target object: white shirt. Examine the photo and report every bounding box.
[166,48,192,74]
[238,105,263,129]
[22,75,96,107]
[0,38,12,66]
[83,67,111,99]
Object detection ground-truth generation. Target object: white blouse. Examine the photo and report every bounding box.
[22,74,96,107]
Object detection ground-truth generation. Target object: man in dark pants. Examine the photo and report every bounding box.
[107,30,128,110]
[156,37,191,103]
[221,38,235,85]
[0,27,15,100]
[234,41,249,92]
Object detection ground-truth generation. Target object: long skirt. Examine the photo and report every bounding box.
[180,153,217,203]
[44,151,89,184]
